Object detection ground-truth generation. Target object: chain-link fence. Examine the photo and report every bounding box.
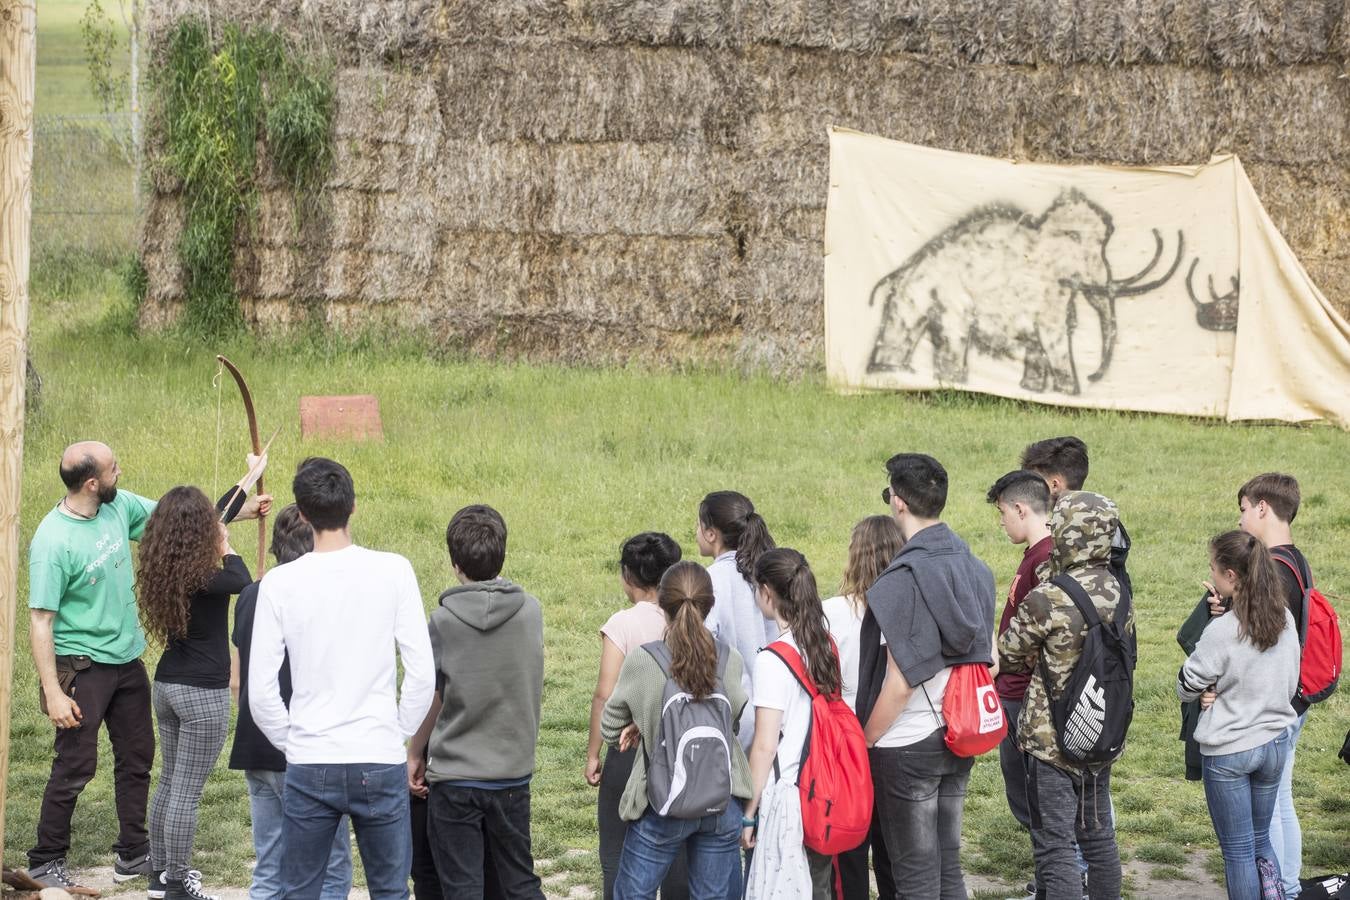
[32,112,138,268]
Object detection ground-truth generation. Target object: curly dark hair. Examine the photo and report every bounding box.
[137,486,222,644]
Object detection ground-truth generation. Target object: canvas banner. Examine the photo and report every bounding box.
[824,128,1350,427]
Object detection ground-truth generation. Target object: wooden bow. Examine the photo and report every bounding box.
[216,355,268,577]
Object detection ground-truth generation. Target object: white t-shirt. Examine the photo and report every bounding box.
[874,634,953,748]
[705,551,775,748]
[249,544,436,765]
[822,595,863,712]
[752,631,813,784]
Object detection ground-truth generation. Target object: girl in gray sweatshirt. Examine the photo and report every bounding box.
[1176,531,1300,900]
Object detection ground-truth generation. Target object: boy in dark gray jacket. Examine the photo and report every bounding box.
[858,453,997,899]
[408,505,544,900]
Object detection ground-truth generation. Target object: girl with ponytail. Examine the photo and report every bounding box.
[602,562,753,899]
[586,533,689,900]
[742,549,842,899]
[1177,531,1301,900]
[698,491,777,748]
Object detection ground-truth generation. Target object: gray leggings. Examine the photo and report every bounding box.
[150,682,230,880]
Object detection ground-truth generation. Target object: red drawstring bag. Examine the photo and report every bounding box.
[939,663,1007,757]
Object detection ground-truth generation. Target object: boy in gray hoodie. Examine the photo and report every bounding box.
[408,505,544,900]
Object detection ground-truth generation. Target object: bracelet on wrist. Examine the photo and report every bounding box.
[741,815,758,828]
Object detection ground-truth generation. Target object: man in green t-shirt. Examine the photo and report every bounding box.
[25,441,268,890]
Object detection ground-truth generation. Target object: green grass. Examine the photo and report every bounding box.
[6,270,1350,897]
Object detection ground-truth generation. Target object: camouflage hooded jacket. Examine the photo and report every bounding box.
[997,491,1134,770]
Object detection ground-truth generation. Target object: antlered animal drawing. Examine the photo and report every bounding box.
[866,189,1199,395]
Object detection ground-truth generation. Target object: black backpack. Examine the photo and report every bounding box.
[1038,574,1136,767]
[1109,521,1133,603]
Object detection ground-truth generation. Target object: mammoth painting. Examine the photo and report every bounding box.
[866,189,1241,395]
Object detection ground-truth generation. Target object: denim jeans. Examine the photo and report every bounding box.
[870,728,973,900]
[282,762,411,900]
[1267,714,1306,898]
[1202,731,1291,900]
[1024,756,1119,900]
[426,782,543,900]
[244,770,351,900]
[613,799,743,900]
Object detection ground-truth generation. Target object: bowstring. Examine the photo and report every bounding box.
[212,361,224,501]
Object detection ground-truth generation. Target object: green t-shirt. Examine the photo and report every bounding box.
[28,491,157,664]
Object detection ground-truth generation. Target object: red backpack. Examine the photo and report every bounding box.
[940,662,1008,757]
[764,641,873,856]
[1273,552,1342,704]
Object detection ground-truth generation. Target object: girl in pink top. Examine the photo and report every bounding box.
[586,533,688,900]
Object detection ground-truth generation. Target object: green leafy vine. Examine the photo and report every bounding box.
[150,19,333,336]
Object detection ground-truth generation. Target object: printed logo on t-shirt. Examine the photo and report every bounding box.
[84,533,124,585]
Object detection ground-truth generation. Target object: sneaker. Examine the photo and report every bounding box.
[165,871,220,900]
[114,851,152,882]
[148,870,167,900]
[28,858,88,891]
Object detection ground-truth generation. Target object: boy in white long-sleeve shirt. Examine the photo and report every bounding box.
[249,458,434,900]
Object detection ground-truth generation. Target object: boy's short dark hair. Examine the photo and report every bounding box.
[446,504,508,582]
[885,453,947,519]
[270,504,315,566]
[986,470,1052,515]
[292,457,355,531]
[1238,472,1300,524]
[1020,436,1089,490]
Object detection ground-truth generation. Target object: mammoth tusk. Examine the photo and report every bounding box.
[1080,229,1185,298]
[1106,229,1185,297]
[1113,229,1166,289]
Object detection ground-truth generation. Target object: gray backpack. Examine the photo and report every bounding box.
[642,639,736,819]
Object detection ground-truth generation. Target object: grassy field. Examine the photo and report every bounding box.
[5,266,1349,898]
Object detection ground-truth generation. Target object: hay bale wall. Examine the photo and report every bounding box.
[139,1,1350,368]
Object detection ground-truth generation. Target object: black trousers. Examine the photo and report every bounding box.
[410,791,443,900]
[31,658,154,866]
[837,811,894,900]
[427,782,542,900]
[598,746,688,900]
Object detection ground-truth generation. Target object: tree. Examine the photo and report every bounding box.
[80,0,142,209]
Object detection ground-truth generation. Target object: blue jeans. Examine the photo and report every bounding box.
[245,770,352,900]
[1202,731,1291,900]
[614,800,743,900]
[1268,714,1306,898]
[282,762,411,900]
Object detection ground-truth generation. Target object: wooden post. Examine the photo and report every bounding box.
[0,0,37,851]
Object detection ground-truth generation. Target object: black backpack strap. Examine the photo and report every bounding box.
[1050,575,1104,628]
[642,640,673,677]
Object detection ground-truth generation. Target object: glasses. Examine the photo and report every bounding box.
[882,487,892,505]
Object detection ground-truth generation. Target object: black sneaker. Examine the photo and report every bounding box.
[27,858,88,891]
[115,851,153,882]
[165,870,220,900]
[149,870,168,900]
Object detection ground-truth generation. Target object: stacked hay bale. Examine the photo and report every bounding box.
[139,0,1350,369]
